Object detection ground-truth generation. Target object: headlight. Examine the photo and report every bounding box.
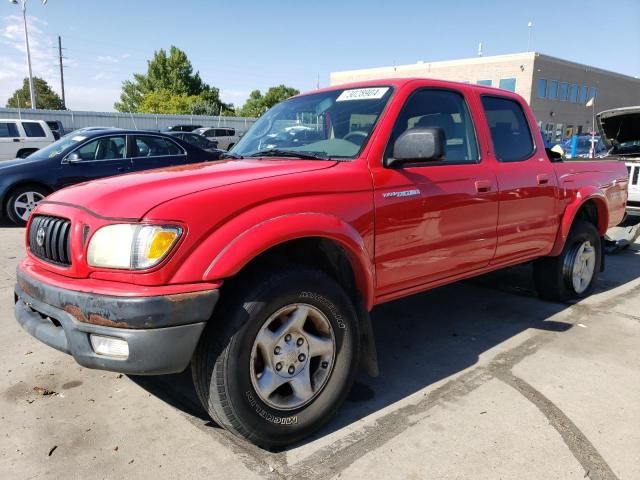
[87,224,181,270]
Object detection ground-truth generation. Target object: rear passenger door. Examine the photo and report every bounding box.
[21,122,51,149]
[0,121,21,160]
[373,87,499,294]
[129,135,188,171]
[480,95,560,263]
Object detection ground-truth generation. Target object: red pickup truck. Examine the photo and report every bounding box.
[15,78,628,448]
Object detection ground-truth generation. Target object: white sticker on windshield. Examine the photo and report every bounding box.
[72,136,86,141]
[336,87,389,102]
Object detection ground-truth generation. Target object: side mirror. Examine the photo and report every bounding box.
[66,152,81,163]
[387,127,445,168]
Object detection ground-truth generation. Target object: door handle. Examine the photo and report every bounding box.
[475,180,492,193]
[13,138,20,142]
[537,174,550,185]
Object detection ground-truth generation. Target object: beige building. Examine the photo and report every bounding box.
[330,52,640,142]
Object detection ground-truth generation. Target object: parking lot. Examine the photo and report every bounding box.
[1,222,638,480]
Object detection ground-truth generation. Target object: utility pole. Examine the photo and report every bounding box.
[57,35,66,108]
[9,0,50,109]
[20,0,36,109]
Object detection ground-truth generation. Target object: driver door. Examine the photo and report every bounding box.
[372,87,499,296]
[57,135,130,188]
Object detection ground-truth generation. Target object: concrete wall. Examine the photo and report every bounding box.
[0,108,256,134]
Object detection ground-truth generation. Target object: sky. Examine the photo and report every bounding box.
[1,0,639,112]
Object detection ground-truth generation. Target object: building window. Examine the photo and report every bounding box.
[588,87,598,101]
[570,84,579,103]
[548,80,558,100]
[579,85,588,104]
[559,82,569,101]
[499,78,517,92]
[477,80,492,86]
[536,78,547,98]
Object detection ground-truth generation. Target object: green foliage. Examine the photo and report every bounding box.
[6,77,65,110]
[138,89,199,114]
[237,85,300,117]
[115,46,233,114]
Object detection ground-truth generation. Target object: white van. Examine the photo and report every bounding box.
[0,119,56,161]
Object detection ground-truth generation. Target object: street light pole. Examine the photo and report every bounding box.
[527,21,533,52]
[9,0,48,110]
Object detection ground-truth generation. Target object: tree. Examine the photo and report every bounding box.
[6,77,65,110]
[238,85,299,117]
[138,89,199,114]
[115,46,231,114]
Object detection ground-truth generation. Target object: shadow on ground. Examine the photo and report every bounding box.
[131,246,640,449]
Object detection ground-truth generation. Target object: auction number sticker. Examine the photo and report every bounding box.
[336,87,389,102]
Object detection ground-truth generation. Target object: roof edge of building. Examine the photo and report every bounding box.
[533,53,640,83]
[330,52,537,78]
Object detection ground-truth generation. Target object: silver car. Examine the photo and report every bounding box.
[193,127,239,150]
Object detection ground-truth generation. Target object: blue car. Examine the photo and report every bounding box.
[0,128,222,225]
[562,135,608,158]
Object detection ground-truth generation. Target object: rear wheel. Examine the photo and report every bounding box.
[534,219,601,301]
[191,267,359,449]
[5,185,48,226]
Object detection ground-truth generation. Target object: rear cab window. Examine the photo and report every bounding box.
[481,96,535,162]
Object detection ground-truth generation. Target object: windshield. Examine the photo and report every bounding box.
[27,134,89,160]
[232,86,393,159]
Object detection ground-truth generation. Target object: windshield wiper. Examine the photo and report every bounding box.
[221,151,243,159]
[247,149,330,161]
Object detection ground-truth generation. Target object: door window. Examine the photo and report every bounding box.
[386,89,480,164]
[133,136,183,157]
[0,122,19,138]
[481,96,535,162]
[74,136,126,161]
[22,122,46,137]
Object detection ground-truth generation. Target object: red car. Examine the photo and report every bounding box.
[14,78,628,448]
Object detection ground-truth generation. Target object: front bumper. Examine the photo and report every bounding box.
[14,268,219,375]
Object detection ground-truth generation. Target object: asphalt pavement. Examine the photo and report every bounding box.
[1,223,638,480]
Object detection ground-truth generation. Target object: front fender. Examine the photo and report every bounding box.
[182,213,376,310]
[549,187,609,256]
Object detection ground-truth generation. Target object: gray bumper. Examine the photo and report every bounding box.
[14,270,219,375]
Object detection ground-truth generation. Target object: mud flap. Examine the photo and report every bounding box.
[356,299,379,377]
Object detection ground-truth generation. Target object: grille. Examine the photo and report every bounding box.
[28,215,72,266]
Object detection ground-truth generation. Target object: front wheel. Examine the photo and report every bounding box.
[191,267,360,449]
[534,219,601,301]
[5,185,48,226]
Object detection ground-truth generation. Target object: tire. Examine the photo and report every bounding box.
[534,219,601,301]
[191,267,360,449]
[5,185,49,226]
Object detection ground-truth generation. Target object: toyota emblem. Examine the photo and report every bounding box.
[36,227,45,247]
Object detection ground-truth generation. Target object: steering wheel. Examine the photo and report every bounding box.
[343,131,368,145]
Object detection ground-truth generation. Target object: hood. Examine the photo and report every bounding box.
[45,158,337,219]
[596,106,640,151]
[0,156,49,171]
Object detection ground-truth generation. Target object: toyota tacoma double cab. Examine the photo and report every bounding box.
[14,79,628,448]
